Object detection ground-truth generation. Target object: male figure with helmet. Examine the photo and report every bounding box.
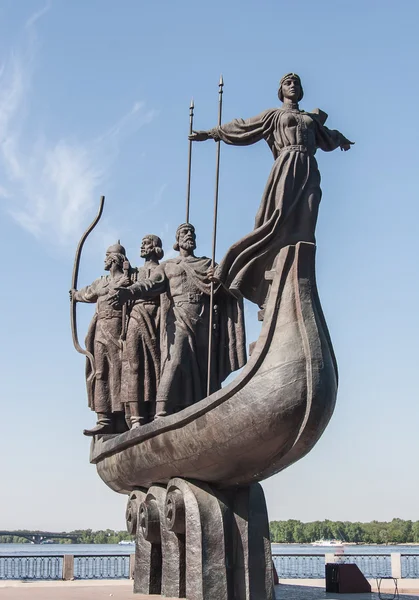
[70,242,131,436]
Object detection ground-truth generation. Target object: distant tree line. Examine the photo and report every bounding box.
[0,530,134,544]
[269,519,419,544]
[2,520,419,545]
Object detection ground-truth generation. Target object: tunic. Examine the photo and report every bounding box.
[126,255,246,413]
[122,263,160,416]
[209,106,351,307]
[76,274,125,414]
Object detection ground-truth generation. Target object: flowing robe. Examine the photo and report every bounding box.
[126,255,246,413]
[209,107,351,307]
[122,263,160,420]
[76,275,125,414]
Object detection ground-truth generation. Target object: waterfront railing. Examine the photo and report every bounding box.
[1,552,419,581]
[271,552,407,580]
[73,555,130,579]
[272,554,325,578]
[401,555,419,578]
[0,556,63,580]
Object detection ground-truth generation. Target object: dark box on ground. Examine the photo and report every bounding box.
[325,563,372,594]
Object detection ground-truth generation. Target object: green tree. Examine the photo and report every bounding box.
[388,519,412,544]
[293,522,306,543]
[331,521,347,541]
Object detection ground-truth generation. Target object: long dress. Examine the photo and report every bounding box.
[209,106,351,307]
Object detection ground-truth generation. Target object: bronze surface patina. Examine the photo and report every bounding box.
[71,74,353,599]
[122,235,164,428]
[71,239,131,436]
[190,72,353,309]
[108,222,246,418]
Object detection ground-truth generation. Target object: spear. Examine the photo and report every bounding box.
[185,98,194,223]
[207,75,224,396]
[120,255,130,344]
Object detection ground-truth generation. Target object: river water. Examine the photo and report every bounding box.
[1,543,419,555]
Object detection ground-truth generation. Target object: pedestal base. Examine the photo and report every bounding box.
[125,479,273,600]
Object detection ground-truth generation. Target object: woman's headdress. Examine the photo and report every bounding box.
[278,73,304,102]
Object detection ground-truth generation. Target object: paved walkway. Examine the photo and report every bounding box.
[0,580,418,599]
[0,580,148,599]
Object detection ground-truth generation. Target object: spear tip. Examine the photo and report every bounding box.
[190,97,194,109]
[219,74,224,86]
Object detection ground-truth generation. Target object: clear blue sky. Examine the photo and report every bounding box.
[0,0,418,531]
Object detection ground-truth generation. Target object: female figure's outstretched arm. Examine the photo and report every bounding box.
[189,109,274,147]
[313,118,354,152]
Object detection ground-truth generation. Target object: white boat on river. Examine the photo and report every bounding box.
[311,539,344,547]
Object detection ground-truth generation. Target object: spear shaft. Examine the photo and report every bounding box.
[120,258,130,343]
[207,75,224,396]
[186,98,194,223]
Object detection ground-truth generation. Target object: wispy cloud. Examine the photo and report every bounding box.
[0,7,157,248]
[25,2,51,29]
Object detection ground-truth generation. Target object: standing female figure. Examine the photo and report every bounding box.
[190,73,353,308]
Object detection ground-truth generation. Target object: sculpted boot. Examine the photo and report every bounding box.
[83,413,113,436]
[129,403,146,429]
[154,401,167,419]
[130,416,144,429]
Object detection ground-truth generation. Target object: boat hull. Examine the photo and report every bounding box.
[91,242,338,493]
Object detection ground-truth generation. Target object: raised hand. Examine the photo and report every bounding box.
[118,275,131,287]
[107,287,131,308]
[340,141,355,151]
[188,130,210,142]
[207,266,219,283]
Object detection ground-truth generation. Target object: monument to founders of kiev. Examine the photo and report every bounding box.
[71,73,353,599]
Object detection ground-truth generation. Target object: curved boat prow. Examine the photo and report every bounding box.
[91,242,338,493]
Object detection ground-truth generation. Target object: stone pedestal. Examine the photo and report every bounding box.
[126,479,273,600]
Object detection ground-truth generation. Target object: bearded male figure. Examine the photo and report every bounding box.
[70,242,130,435]
[123,235,163,427]
[110,224,246,418]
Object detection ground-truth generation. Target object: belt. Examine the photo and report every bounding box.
[134,300,157,306]
[97,309,122,319]
[173,292,204,305]
[279,144,312,154]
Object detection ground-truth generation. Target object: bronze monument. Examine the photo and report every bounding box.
[71,73,353,599]
[109,223,246,417]
[122,234,163,427]
[190,72,353,308]
[70,241,130,436]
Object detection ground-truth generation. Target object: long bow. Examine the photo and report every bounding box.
[70,195,105,379]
